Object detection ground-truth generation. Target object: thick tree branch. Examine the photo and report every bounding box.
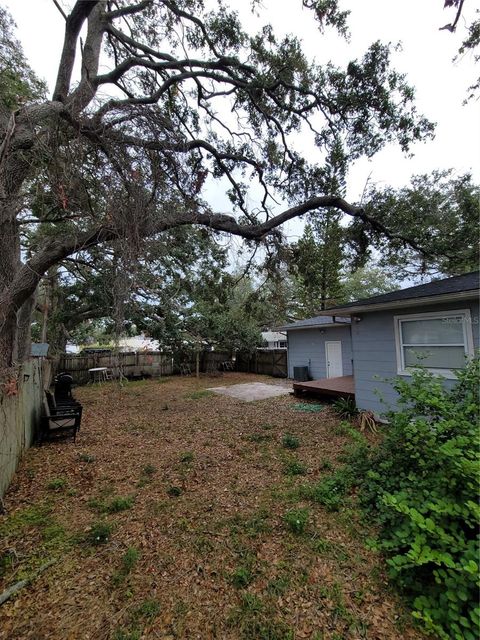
[53,0,99,101]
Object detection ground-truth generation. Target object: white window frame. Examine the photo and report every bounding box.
[393,309,474,379]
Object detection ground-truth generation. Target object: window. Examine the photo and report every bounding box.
[279,341,288,348]
[394,309,474,378]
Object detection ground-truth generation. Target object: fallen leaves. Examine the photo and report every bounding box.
[0,373,425,640]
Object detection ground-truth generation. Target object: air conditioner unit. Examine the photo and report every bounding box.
[293,366,309,382]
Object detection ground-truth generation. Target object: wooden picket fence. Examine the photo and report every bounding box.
[58,348,288,384]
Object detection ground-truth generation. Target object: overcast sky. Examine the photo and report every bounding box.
[5,0,479,246]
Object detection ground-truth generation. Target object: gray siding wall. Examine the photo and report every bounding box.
[352,300,480,416]
[287,326,352,379]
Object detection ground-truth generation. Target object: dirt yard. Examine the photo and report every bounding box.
[0,373,425,640]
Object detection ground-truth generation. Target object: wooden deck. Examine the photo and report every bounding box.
[292,375,355,399]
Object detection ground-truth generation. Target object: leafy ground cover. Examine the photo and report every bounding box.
[0,373,426,640]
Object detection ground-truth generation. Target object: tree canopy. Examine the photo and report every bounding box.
[0,0,435,370]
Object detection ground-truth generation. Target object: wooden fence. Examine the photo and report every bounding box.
[58,348,288,384]
[58,350,233,384]
[58,351,173,384]
[236,349,287,378]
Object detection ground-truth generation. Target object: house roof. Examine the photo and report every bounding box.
[317,271,480,315]
[277,315,351,331]
[261,331,287,342]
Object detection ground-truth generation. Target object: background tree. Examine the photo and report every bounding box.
[0,0,434,372]
[353,171,479,279]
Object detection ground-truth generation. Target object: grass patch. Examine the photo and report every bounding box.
[84,521,114,546]
[167,485,182,497]
[283,459,307,476]
[180,451,194,463]
[142,463,157,476]
[132,599,161,621]
[46,477,67,491]
[113,547,140,585]
[137,464,157,487]
[88,495,134,514]
[228,593,294,640]
[299,468,355,512]
[292,403,324,413]
[283,508,309,534]
[0,502,53,537]
[187,390,214,400]
[246,432,272,443]
[79,453,95,463]
[266,574,290,596]
[229,509,272,538]
[230,565,254,588]
[281,433,300,450]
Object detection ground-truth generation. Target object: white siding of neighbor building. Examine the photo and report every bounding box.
[352,300,480,417]
[287,326,353,379]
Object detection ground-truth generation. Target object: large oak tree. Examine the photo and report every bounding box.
[0,0,433,372]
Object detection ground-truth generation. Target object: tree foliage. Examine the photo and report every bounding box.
[350,171,480,278]
[0,0,434,370]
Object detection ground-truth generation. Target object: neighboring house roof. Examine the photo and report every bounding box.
[31,343,49,357]
[277,315,351,331]
[317,271,480,315]
[261,331,287,342]
[118,335,160,351]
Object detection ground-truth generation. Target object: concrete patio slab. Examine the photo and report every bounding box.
[207,382,291,402]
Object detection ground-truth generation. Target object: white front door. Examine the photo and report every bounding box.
[325,341,343,378]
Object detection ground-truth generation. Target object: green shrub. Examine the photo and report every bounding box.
[332,396,358,419]
[282,433,299,450]
[359,360,480,640]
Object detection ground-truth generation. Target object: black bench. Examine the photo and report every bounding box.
[40,390,82,444]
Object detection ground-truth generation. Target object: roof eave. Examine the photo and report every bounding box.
[277,321,351,331]
[315,290,479,316]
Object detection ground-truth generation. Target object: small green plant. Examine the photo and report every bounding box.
[167,485,182,497]
[113,547,140,585]
[85,521,114,546]
[142,463,156,476]
[46,477,67,491]
[283,459,307,476]
[332,396,359,419]
[282,433,299,450]
[180,452,194,463]
[132,599,160,620]
[231,565,254,588]
[283,508,309,534]
[79,453,95,463]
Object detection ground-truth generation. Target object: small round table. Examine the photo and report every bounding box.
[88,367,108,383]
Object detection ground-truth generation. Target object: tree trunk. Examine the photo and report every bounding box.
[15,293,36,362]
[0,203,22,371]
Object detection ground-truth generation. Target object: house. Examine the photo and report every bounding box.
[277,316,352,379]
[261,331,288,349]
[280,271,479,417]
